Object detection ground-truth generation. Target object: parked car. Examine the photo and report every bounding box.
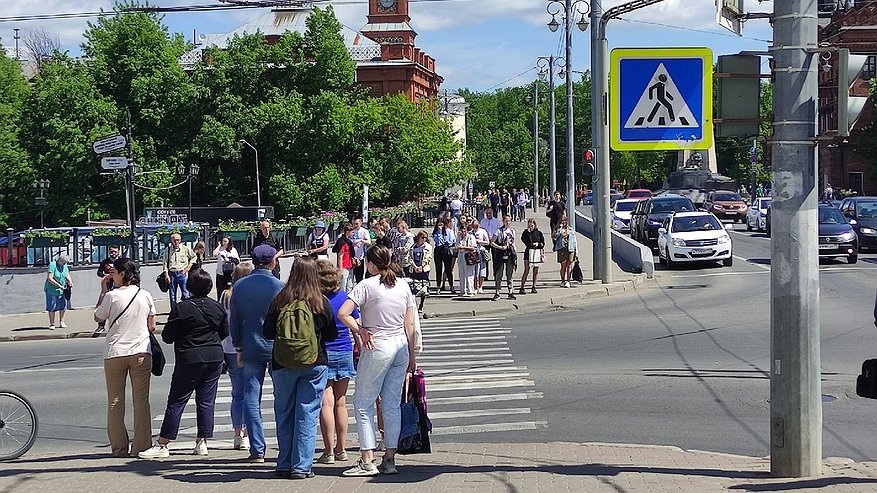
[611,199,639,233]
[657,211,733,268]
[630,194,696,247]
[746,197,771,232]
[625,189,652,200]
[839,196,877,251]
[818,204,858,263]
[584,188,620,206]
[704,191,749,223]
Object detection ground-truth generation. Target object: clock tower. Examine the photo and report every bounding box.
[362,0,416,45]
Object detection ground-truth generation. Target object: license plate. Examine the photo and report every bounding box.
[818,244,835,250]
[691,248,713,255]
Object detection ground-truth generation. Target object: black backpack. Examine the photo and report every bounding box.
[857,359,877,398]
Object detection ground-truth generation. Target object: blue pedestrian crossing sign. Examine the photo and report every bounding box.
[610,47,713,151]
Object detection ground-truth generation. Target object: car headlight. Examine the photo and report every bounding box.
[850,219,858,225]
[671,238,686,247]
[648,219,661,226]
[861,227,876,234]
[712,204,723,210]
[717,234,731,244]
[839,231,857,241]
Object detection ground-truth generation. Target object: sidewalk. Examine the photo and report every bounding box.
[0,208,644,341]
[3,441,877,492]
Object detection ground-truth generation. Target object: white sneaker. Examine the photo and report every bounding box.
[138,443,170,459]
[59,321,68,328]
[342,459,379,477]
[194,438,208,456]
[564,281,571,288]
[233,436,249,451]
[48,324,55,330]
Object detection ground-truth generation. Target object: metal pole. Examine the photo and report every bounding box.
[770,0,821,478]
[533,80,540,213]
[564,0,578,263]
[750,139,758,203]
[188,175,193,223]
[126,109,137,261]
[592,0,612,283]
[254,146,261,208]
[549,55,558,196]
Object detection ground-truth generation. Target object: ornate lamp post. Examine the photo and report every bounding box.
[32,179,50,229]
[239,139,261,207]
[547,0,589,264]
[177,164,200,222]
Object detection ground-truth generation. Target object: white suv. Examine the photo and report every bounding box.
[658,211,733,268]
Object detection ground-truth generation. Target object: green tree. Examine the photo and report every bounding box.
[19,57,121,226]
[0,50,33,229]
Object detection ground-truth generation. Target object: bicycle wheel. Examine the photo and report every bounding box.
[0,390,38,460]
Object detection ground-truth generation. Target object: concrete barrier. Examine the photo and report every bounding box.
[574,211,655,278]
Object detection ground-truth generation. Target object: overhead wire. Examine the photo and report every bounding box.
[616,17,772,43]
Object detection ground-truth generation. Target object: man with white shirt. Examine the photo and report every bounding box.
[351,214,371,283]
[481,207,500,239]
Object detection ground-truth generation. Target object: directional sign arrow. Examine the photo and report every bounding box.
[93,134,127,154]
[101,156,130,170]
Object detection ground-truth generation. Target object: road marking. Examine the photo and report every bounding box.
[733,255,771,271]
[670,271,770,278]
[431,421,549,436]
[429,392,544,405]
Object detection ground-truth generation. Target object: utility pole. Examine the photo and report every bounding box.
[13,28,21,60]
[563,0,578,258]
[548,55,558,196]
[770,0,821,478]
[591,0,612,283]
[531,80,540,213]
[126,109,137,261]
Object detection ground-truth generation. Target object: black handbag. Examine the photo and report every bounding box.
[464,251,479,266]
[156,272,169,293]
[857,359,877,398]
[149,333,166,377]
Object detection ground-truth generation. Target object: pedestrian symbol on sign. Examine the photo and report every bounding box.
[624,63,698,129]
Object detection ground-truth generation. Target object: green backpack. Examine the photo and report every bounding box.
[274,300,318,368]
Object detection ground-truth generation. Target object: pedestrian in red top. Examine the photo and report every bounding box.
[333,223,356,292]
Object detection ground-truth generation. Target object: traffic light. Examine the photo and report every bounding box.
[838,48,869,138]
[583,148,595,175]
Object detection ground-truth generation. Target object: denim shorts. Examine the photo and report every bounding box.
[326,350,355,381]
[45,293,67,312]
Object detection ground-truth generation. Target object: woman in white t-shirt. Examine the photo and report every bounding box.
[337,245,416,477]
[94,258,157,458]
[213,236,240,295]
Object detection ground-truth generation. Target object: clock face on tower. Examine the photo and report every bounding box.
[378,0,397,12]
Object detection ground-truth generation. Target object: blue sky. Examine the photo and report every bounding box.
[1,0,774,92]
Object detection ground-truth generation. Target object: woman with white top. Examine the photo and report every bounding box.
[455,225,478,297]
[213,237,240,296]
[337,245,417,477]
[94,258,157,458]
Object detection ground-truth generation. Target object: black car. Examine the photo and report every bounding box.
[630,194,696,247]
[839,196,877,251]
[818,204,858,263]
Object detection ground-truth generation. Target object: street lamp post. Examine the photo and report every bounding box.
[32,179,50,229]
[239,139,261,207]
[525,79,542,213]
[177,163,200,222]
[548,0,590,268]
[537,55,565,199]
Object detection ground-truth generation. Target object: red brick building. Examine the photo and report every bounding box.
[180,0,442,103]
[818,0,877,195]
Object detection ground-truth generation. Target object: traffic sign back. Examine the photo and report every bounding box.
[93,134,127,154]
[610,48,713,151]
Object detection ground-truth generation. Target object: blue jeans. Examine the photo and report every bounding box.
[241,361,272,457]
[224,354,245,430]
[168,271,189,310]
[272,365,328,474]
[353,333,409,451]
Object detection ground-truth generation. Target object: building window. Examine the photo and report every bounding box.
[849,172,864,195]
[864,56,877,81]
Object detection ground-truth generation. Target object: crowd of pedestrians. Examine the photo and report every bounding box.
[89,191,575,478]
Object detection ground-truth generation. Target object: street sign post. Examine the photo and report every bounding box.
[717,0,744,36]
[101,156,130,170]
[92,134,127,154]
[610,47,713,151]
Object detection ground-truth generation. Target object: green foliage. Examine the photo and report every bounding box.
[217,220,254,232]
[714,81,773,187]
[0,49,32,229]
[91,227,131,236]
[610,151,670,189]
[21,230,69,241]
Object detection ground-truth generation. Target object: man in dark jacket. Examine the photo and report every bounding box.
[253,220,283,279]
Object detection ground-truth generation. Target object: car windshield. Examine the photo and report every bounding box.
[614,201,637,212]
[857,201,877,218]
[651,200,692,214]
[671,215,722,233]
[758,199,771,209]
[714,193,742,202]
[818,207,847,224]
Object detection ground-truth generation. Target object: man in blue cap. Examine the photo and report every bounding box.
[229,244,284,463]
[307,221,330,260]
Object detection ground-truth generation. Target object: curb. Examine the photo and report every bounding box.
[425,273,646,319]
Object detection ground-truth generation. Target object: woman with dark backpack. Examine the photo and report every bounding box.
[263,256,339,479]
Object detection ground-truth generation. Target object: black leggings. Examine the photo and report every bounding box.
[434,247,454,288]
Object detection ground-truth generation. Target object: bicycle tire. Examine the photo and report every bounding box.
[0,390,38,460]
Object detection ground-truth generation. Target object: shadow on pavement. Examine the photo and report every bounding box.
[11,327,51,332]
[728,476,877,491]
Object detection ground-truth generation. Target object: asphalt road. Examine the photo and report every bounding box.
[499,205,877,460]
[4,210,877,461]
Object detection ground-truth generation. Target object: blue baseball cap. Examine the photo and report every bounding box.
[315,220,326,229]
[251,244,277,266]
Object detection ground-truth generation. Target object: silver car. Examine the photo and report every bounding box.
[746,197,771,232]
